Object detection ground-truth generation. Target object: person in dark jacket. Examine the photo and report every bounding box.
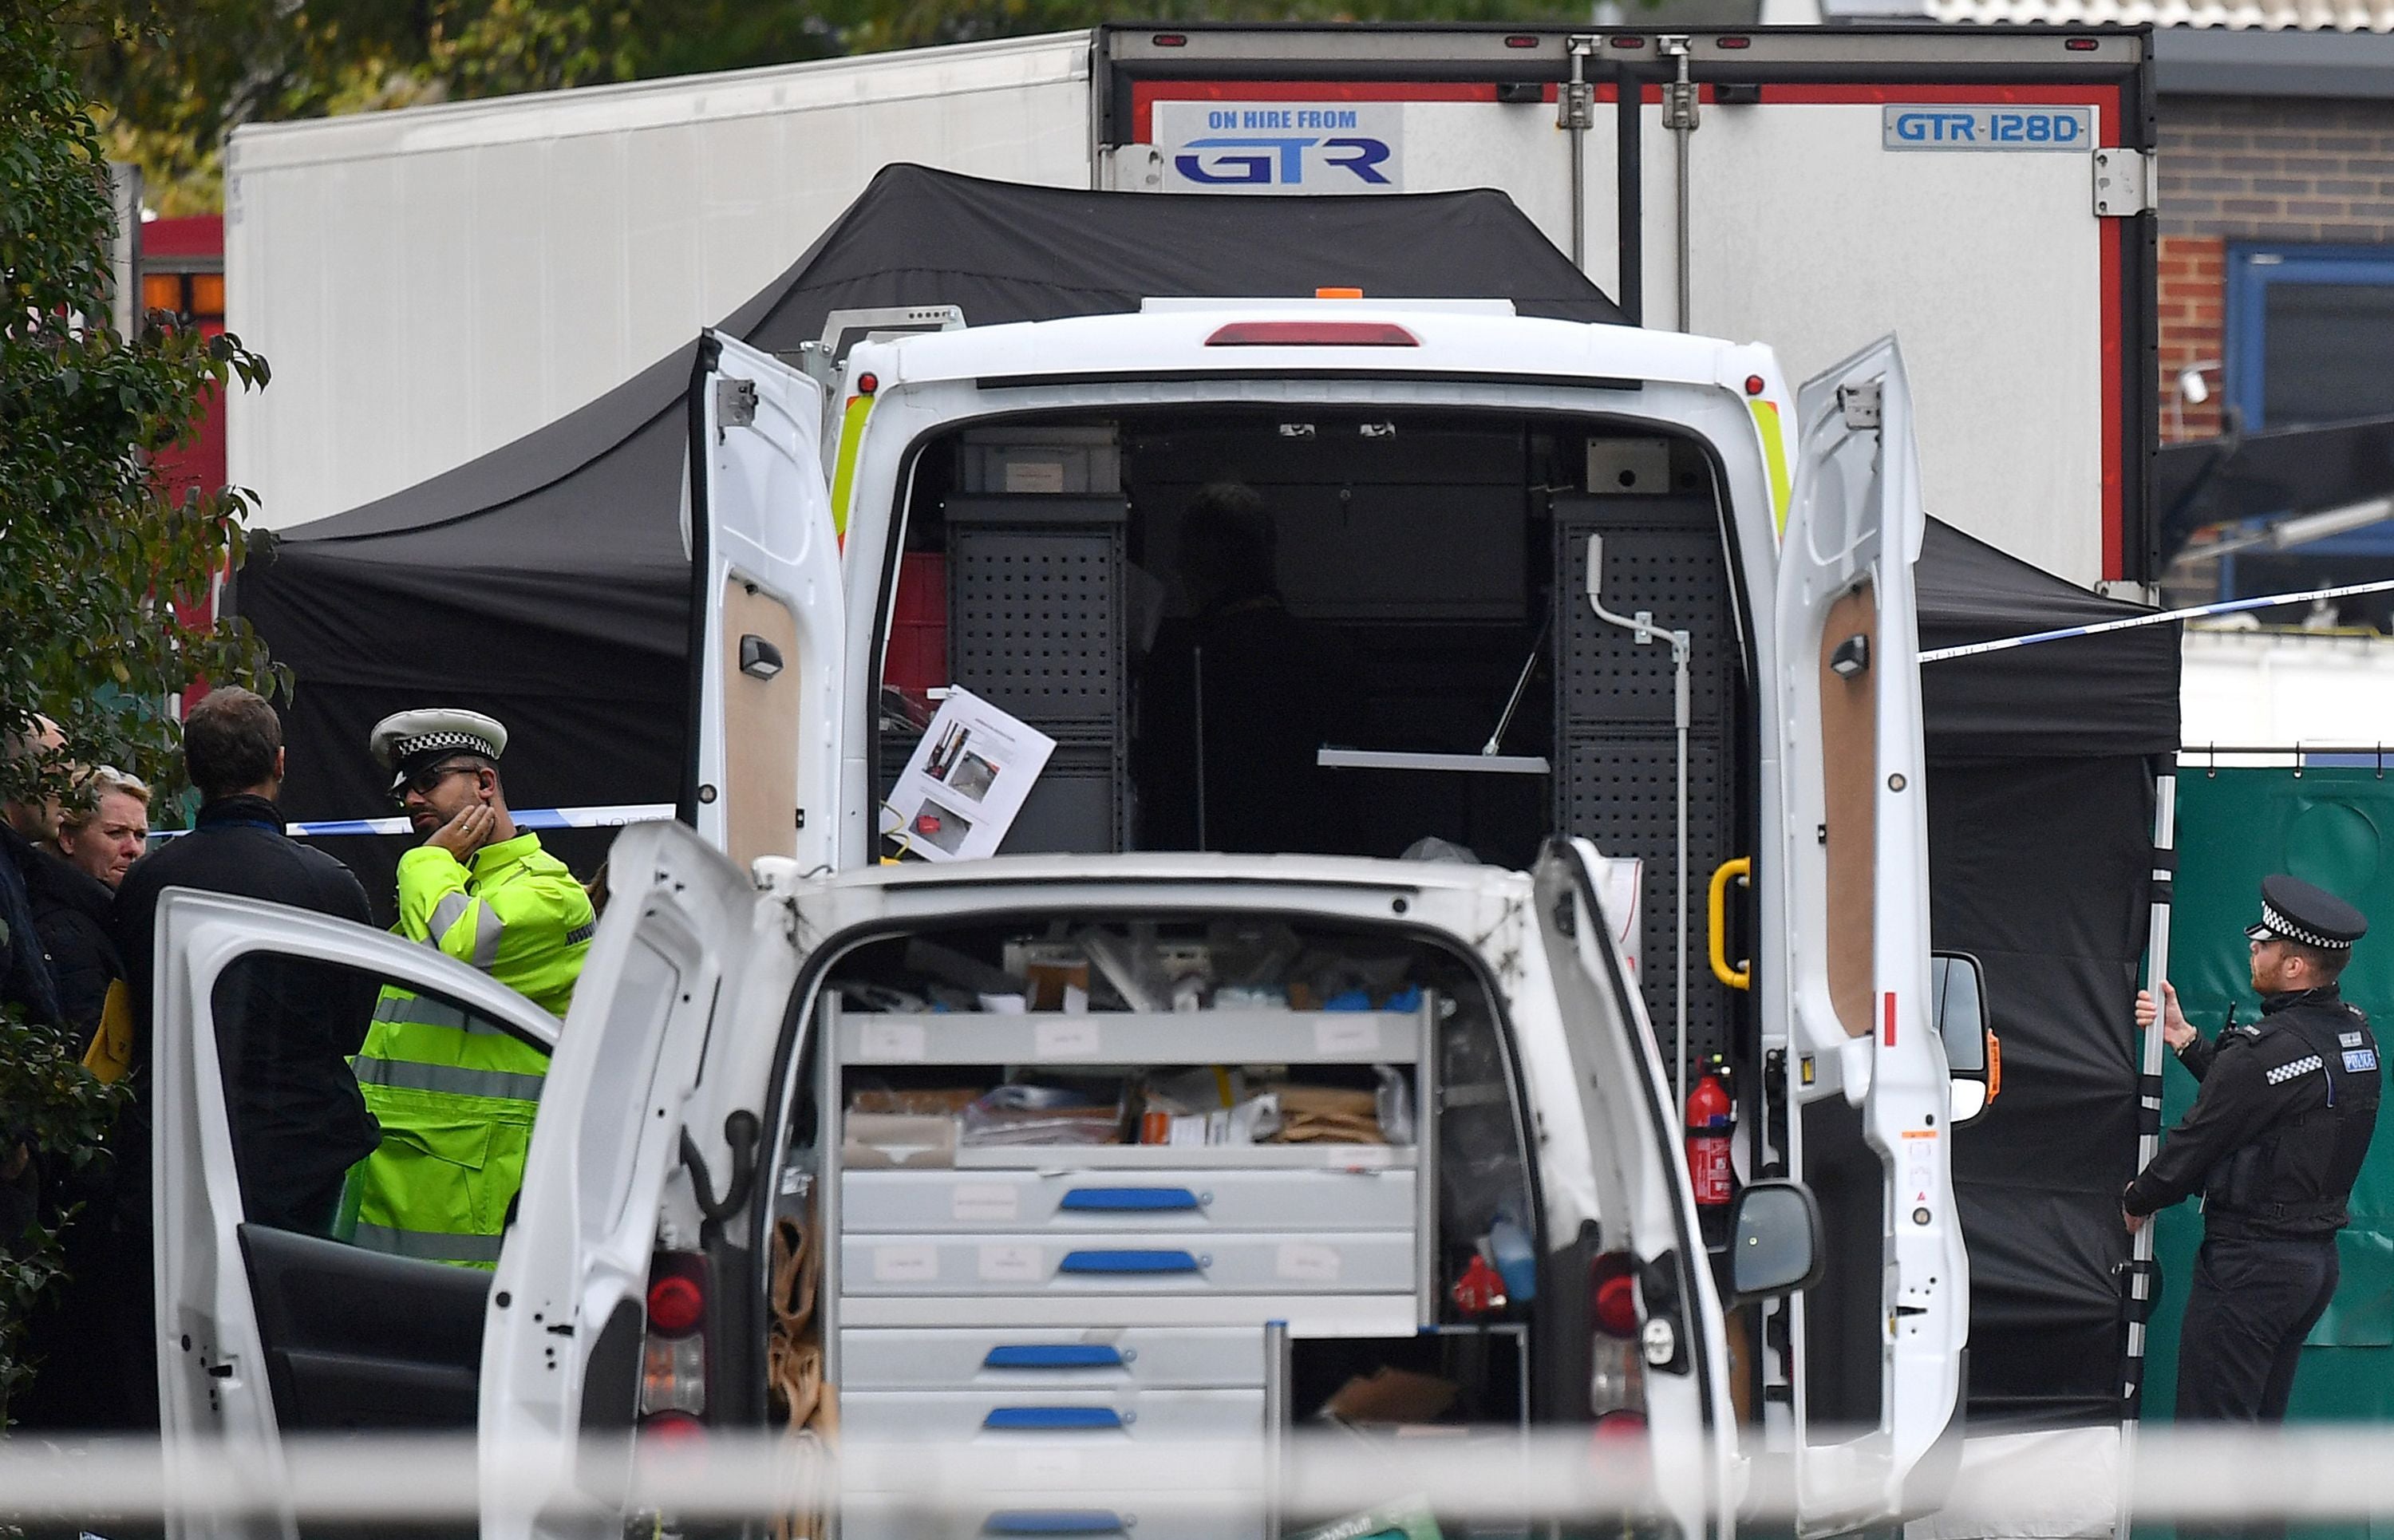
[102,686,380,1428]
[22,766,147,1041]
[2129,875,2380,1443]
[0,715,68,1033]
[11,775,134,1433]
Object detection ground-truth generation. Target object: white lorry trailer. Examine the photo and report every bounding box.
[224,23,2157,592]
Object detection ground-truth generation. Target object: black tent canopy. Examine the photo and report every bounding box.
[235,164,2179,1431]
[235,164,1624,827]
[1916,518,2179,1429]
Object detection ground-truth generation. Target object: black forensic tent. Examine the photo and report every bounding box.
[235,164,2182,1431]
[233,163,1624,837]
[1916,516,2181,1429]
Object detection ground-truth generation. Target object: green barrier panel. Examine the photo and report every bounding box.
[2136,768,2394,1540]
[2155,768,2394,1427]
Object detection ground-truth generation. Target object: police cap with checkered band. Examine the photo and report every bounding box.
[2249,874,2368,952]
[370,709,509,796]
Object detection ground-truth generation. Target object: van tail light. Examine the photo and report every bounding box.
[1587,1252,1649,1424]
[641,1250,712,1424]
[1205,321,1420,347]
[1590,1251,1641,1337]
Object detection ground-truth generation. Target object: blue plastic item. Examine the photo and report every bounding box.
[1489,1211,1538,1302]
[1324,988,1374,1011]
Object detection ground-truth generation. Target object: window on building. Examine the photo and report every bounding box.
[140,268,225,338]
[2228,243,2394,430]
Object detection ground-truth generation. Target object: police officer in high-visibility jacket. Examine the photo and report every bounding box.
[348,709,595,1266]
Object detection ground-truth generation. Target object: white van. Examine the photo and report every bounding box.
[154,302,1976,1538]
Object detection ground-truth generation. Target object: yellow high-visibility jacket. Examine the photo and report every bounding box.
[348,831,594,1266]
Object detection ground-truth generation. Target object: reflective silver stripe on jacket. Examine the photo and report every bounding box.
[350,1222,506,1264]
[353,1056,546,1103]
[429,891,470,938]
[372,993,516,1038]
[425,891,507,970]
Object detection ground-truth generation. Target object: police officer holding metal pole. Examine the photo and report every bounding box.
[2127,875,2380,1439]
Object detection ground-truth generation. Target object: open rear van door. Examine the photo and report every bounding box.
[153,893,560,1540]
[479,819,765,1540]
[1774,338,1969,1534]
[688,330,846,876]
[1535,839,1739,1540]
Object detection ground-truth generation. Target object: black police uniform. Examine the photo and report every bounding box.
[2125,877,2380,1426]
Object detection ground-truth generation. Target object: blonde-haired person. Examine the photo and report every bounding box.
[53,766,149,890]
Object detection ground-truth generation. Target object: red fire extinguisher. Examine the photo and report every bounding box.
[1685,1055,1735,1209]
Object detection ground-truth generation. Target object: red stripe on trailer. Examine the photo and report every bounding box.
[1884,992,1898,1048]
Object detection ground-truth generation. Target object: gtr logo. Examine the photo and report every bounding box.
[1153,101,1408,192]
[1174,136,1396,187]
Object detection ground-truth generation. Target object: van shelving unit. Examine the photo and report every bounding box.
[879,488,1134,857]
[818,992,1443,1540]
[1552,495,1741,1065]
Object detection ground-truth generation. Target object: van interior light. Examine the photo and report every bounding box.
[1206,321,1419,347]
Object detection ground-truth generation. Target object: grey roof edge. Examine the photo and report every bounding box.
[2158,26,2394,100]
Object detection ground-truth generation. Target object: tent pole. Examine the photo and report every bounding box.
[2116,760,2177,1540]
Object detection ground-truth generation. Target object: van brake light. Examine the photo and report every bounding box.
[1205,322,1420,347]
[640,1250,712,1424]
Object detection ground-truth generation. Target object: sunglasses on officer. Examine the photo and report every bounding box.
[391,758,484,806]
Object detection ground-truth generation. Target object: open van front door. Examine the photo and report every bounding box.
[689,330,846,877]
[1773,338,1968,1533]
[479,819,764,1540]
[153,892,560,1540]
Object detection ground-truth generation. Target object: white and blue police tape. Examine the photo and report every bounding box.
[286,802,674,837]
[1921,576,2394,664]
[153,803,673,842]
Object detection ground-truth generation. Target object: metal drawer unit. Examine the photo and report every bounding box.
[821,994,1436,1530]
[843,1166,1419,1234]
[839,1325,1268,1391]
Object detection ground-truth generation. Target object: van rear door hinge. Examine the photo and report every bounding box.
[716,377,757,428]
[2093,148,2157,217]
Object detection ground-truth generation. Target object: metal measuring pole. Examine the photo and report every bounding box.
[2116,763,2178,1540]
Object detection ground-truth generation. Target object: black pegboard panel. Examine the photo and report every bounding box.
[1553,498,1737,731]
[949,526,1126,732]
[1559,732,1736,1064]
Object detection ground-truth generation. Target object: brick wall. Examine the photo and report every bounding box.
[2159,95,2394,243]
[2159,235,2225,441]
[2155,96,2394,440]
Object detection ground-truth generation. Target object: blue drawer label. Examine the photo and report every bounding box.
[984,1345,1125,1370]
[983,1405,1125,1431]
[1060,1187,1202,1212]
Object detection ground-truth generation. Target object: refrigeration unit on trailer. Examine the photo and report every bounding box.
[226,25,2153,596]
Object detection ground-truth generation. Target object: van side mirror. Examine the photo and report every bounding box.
[1727,1179,1825,1302]
[1933,950,1998,1127]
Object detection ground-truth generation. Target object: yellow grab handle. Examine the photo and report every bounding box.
[1708,857,1752,991]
